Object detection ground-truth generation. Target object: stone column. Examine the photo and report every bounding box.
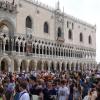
[18,44,20,54]
[74,64,76,71]
[26,61,29,72]
[73,50,75,58]
[69,63,71,71]
[59,63,62,72]
[52,48,53,57]
[23,45,25,55]
[8,60,12,72]
[17,61,21,72]
[42,46,43,55]
[65,49,67,58]
[68,49,69,58]
[53,62,56,71]
[54,48,56,57]
[60,49,61,57]
[0,40,2,53]
[39,45,40,55]
[77,64,79,71]
[10,59,14,72]
[35,45,36,56]
[45,47,47,55]
[65,63,67,71]
[3,43,5,53]
[48,62,50,71]
[18,64,20,72]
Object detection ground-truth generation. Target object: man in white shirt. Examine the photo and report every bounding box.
[19,81,30,100]
[58,80,69,100]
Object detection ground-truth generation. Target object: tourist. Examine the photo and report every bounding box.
[0,84,6,100]
[58,80,69,100]
[19,81,30,100]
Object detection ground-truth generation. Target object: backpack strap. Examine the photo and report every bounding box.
[19,91,27,99]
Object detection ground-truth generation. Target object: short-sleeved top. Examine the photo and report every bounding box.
[58,86,69,100]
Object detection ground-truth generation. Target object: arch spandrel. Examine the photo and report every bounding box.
[0,17,16,34]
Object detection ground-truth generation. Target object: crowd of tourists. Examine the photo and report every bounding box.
[0,69,100,100]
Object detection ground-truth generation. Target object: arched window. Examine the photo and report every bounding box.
[58,27,62,37]
[68,29,72,39]
[26,16,32,28]
[80,33,83,42]
[44,22,49,33]
[89,35,92,44]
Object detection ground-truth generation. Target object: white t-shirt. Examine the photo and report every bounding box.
[19,91,30,100]
[58,86,69,100]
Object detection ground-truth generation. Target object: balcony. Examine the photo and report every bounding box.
[0,49,95,62]
[0,1,17,13]
[57,37,65,42]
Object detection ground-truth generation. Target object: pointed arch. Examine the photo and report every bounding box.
[29,60,35,71]
[62,62,65,71]
[37,60,42,70]
[67,63,70,71]
[50,62,55,72]
[1,58,9,72]
[14,59,19,72]
[71,63,74,71]
[44,61,48,71]
[56,62,60,72]
[80,63,83,71]
[20,60,27,72]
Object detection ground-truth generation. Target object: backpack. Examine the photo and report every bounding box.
[19,92,32,100]
[19,92,27,100]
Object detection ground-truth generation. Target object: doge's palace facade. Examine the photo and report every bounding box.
[0,0,96,72]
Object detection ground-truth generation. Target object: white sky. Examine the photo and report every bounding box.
[33,0,100,63]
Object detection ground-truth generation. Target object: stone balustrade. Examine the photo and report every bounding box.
[0,0,17,13]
